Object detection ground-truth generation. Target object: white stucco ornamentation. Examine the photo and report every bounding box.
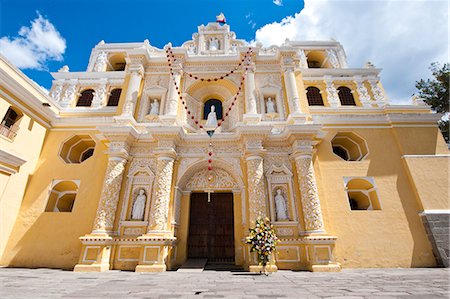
[93,156,127,232]
[61,81,77,108]
[326,49,340,68]
[93,84,107,107]
[294,155,325,232]
[298,49,308,68]
[50,83,63,103]
[246,156,267,223]
[356,82,371,107]
[324,78,340,107]
[148,157,175,232]
[369,79,387,106]
[94,52,108,72]
[122,65,143,116]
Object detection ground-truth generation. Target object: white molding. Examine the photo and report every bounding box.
[402,154,450,158]
[420,210,450,215]
[0,148,26,173]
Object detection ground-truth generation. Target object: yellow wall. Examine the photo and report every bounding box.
[1,130,108,269]
[0,96,47,264]
[315,127,439,267]
[403,156,450,211]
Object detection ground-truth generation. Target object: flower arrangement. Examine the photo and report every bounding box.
[245,217,278,268]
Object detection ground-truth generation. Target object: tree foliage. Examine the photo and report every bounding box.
[415,62,449,142]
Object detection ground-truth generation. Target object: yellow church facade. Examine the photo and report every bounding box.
[0,23,448,272]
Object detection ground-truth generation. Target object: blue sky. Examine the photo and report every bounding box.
[0,0,302,89]
[0,0,448,103]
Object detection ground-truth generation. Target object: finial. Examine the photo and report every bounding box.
[216,12,226,24]
[58,65,69,72]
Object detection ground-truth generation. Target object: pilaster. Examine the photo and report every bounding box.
[282,55,307,123]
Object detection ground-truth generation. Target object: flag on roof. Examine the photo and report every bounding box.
[216,13,226,24]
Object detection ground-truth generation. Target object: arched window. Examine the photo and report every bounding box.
[306,87,324,106]
[337,86,356,106]
[107,88,122,106]
[76,89,95,107]
[203,99,223,120]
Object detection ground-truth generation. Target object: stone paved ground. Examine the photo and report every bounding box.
[0,267,449,299]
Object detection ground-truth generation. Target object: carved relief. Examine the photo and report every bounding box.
[326,49,340,68]
[93,157,127,232]
[185,167,238,190]
[148,157,175,231]
[246,157,267,222]
[294,156,324,232]
[93,51,108,72]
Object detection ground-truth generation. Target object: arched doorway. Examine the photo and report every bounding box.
[174,161,245,268]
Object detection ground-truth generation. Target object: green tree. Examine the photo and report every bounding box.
[415,62,449,142]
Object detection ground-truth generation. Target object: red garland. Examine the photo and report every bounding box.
[165,46,252,175]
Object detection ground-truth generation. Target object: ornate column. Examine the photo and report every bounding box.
[136,139,177,272]
[121,58,144,116]
[165,69,182,116]
[354,76,372,107]
[92,80,107,108]
[60,79,78,108]
[147,155,175,234]
[243,61,261,123]
[291,141,325,233]
[74,137,131,272]
[246,154,267,223]
[282,55,306,123]
[324,76,340,108]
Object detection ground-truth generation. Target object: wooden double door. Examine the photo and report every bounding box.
[188,192,235,263]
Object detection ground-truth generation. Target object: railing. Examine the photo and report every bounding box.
[0,123,18,140]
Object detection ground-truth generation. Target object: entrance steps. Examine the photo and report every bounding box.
[177,259,244,272]
[177,259,207,272]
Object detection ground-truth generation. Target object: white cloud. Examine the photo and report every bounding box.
[0,12,66,70]
[273,0,283,6]
[254,0,448,103]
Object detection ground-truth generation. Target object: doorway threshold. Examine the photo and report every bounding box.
[177,259,207,272]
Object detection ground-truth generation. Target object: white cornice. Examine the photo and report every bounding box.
[0,148,27,174]
[0,55,58,127]
[51,71,125,80]
[301,68,381,78]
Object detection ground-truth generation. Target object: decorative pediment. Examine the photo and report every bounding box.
[266,164,293,178]
[185,167,239,191]
[181,22,246,56]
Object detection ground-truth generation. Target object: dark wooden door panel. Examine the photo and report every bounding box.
[188,192,234,262]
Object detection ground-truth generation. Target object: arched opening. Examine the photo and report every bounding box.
[175,160,243,268]
[306,86,324,106]
[107,88,122,106]
[306,51,331,68]
[345,177,381,211]
[45,180,79,212]
[76,89,95,107]
[107,54,126,71]
[337,86,356,106]
[203,99,223,120]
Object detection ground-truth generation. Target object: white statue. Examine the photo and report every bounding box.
[274,189,288,221]
[131,189,146,220]
[149,99,160,115]
[266,97,276,113]
[205,105,218,128]
[209,37,219,51]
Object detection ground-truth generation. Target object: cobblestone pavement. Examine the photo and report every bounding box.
[0,267,449,298]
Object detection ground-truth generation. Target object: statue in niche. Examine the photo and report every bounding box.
[274,189,288,221]
[208,37,220,51]
[205,105,218,128]
[149,99,160,115]
[266,97,276,114]
[131,189,146,221]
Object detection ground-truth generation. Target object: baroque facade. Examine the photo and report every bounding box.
[0,22,449,272]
